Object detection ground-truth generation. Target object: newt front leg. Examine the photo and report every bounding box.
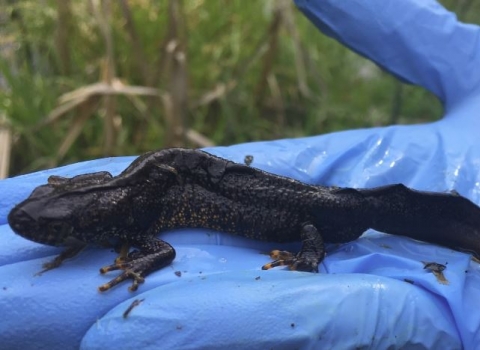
[98,237,176,292]
[35,243,87,276]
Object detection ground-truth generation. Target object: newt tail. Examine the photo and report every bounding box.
[360,185,480,258]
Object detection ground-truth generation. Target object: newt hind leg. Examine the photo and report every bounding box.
[262,222,325,272]
[98,238,176,292]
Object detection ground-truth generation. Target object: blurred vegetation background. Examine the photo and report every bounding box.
[1,0,478,177]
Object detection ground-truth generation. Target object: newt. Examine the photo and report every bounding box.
[7,148,480,291]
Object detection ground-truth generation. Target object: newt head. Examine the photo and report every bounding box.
[8,190,76,246]
[8,177,80,246]
[7,171,126,247]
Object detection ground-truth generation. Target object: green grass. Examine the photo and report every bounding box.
[1,0,476,175]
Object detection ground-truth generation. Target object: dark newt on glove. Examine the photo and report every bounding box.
[7,148,480,291]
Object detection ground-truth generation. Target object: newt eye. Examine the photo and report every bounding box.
[48,222,70,235]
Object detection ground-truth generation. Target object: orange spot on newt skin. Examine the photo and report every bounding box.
[269,250,294,259]
[98,284,110,292]
[262,263,273,270]
[269,250,281,259]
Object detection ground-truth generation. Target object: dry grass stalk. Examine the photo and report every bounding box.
[192,81,237,109]
[57,96,101,160]
[55,0,72,75]
[283,2,311,98]
[91,0,116,155]
[267,73,285,132]
[0,115,11,179]
[42,79,161,126]
[254,1,284,106]
[163,0,188,147]
[41,78,166,162]
[185,129,214,148]
[119,0,149,83]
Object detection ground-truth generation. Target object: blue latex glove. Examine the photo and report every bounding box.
[2,0,480,348]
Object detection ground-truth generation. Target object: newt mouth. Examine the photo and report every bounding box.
[8,206,32,233]
[7,206,69,246]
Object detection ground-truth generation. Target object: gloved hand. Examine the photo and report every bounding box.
[1,0,480,349]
